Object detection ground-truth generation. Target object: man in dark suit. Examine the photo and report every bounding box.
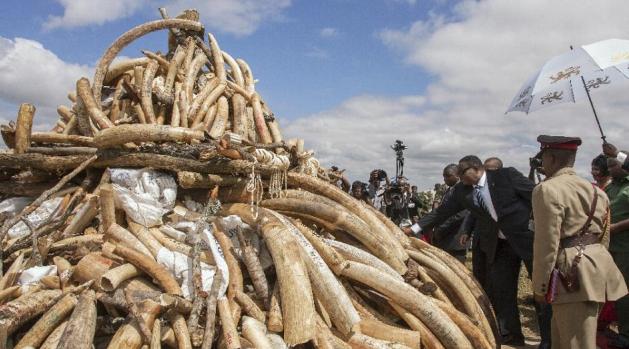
[405,155,550,348]
[430,164,469,262]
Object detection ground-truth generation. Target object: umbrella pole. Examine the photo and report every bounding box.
[580,75,607,143]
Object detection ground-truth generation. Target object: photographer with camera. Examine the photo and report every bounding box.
[367,169,389,212]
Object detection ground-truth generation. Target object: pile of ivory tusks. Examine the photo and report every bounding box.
[18,7,282,150]
[0,9,499,349]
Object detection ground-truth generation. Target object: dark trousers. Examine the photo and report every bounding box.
[472,237,491,294]
[446,249,467,263]
[611,251,629,338]
[490,239,552,344]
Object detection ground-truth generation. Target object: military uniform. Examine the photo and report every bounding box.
[532,136,628,349]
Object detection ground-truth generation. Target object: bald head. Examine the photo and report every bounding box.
[484,157,503,170]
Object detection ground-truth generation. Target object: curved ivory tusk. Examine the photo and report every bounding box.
[287,172,409,273]
[140,59,159,124]
[92,19,204,104]
[340,261,471,349]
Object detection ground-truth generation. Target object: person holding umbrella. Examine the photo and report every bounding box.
[601,142,629,348]
[532,135,627,349]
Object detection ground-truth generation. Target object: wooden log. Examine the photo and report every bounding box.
[177,171,245,189]
[14,293,77,349]
[212,227,243,321]
[93,124,204,148]
[201,271,222,349]
[27,146,97,156]
[14,103,35,154]
[30,132,94,147]
[0,155,96,274]
[0,153,280,176]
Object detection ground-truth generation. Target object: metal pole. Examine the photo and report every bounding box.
[580,75,607,143]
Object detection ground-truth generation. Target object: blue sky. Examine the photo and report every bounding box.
[2,0,629,188]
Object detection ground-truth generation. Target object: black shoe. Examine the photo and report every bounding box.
[537,341,551,349]
[502,334,525,346]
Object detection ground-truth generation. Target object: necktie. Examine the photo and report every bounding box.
[473,186,491,216]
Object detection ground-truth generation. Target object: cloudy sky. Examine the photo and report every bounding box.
[1,0,629,188]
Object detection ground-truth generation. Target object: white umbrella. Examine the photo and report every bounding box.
[506,38,629,141]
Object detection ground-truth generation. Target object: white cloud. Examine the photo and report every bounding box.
[286,0,629,188]
[390,0,419,4]
[320,27,338,38]
[43,0,293,36]
[0,37,92,131]
[44,0,147,30]
[163,0,292,36]
[304,46,330,59]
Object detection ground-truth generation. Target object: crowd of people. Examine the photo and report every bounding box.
[329,137,629,349]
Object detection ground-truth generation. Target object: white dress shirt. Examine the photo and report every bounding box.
[475,171,506,239]
[411,171,506,239]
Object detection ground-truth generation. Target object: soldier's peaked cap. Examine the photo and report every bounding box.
[537,135,582,150]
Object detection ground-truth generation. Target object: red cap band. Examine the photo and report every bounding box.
[541,143,579,150]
